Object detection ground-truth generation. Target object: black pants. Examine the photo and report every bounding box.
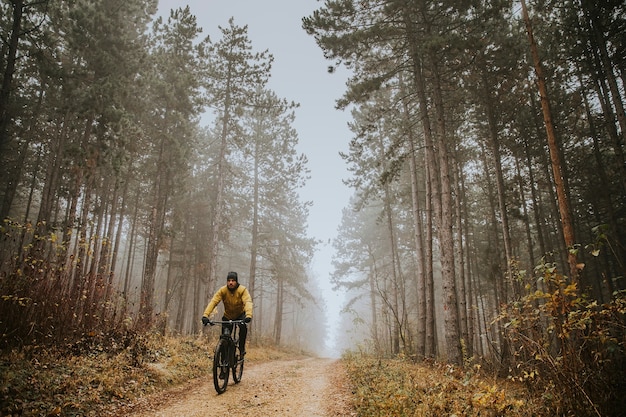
[221,313,247,352]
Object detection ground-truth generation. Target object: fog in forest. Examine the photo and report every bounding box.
[1,0,625,391]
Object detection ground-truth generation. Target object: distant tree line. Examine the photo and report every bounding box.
[304,1,625,414]
[0,1,325,355]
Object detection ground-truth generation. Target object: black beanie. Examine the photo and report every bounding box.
[227,271,238,282]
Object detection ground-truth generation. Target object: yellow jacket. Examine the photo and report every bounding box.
[203,285,253,320]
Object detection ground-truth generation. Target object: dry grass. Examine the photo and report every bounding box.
[0,330,321,417]
[0,334,570,417]
[341,352,552,417]
[0,333,211,416]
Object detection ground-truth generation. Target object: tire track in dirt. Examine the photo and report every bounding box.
[125,357,354,417]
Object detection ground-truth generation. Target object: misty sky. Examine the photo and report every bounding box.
[157,1,353,354]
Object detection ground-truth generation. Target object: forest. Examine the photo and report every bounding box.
[0,0,625,416]
[0,0,325,352]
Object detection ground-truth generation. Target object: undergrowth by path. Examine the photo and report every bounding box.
[0,333,303,417]
[1,333,571,417]
[342,352,552,417]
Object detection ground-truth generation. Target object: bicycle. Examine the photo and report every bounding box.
[205,319,246,394]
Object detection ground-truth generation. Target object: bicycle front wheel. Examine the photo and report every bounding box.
[232,345,244,383]
[213,339,229,394]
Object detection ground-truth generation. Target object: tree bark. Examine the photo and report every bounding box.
[206,81,232,307]
[404,94,426,358]
[478,55,515,298]
[368,266,380,353]
[453,157,470,357]
[249,126,260,302]
[0,0,23,158]
[274,275,284,345]
[403,9,438,358]
[521,0,578,281]
[377,132,402,354]
[140,128,171,327]
[428,43,462,365]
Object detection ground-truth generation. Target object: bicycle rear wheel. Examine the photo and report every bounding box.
[212,339,229,394]
[232,345,244,383]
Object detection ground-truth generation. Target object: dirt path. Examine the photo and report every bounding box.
[122,357,354,417]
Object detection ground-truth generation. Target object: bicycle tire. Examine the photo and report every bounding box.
[232,345,244,383]
[213,338,229,394]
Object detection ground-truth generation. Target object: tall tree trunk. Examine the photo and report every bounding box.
[206,82,233,306]
[429,45,462,365]
[0,84,44,222]
[478,139,508,364]
[140,129,171,327]
[424,159,436,358]
[175,262,190,333]
[384,189,402,354]
[578,70,625,290]
[521,0,578,281]
[249,131,260,301]
[85,176,107,327]
[461,174,476,358]
[193,246,203,334]
[583,4,626,162]
[164,234,177,313]
[479,56,515,298]
[66,117,95,326]
[123,186,141,299]
[274,276,284,345]
[140,200,163,327]
[72,181,92,327]
[58,160,81,299]
[108,173,131,303]
[522,103,549,263]
[403,10,437,357]
[15,146,41,266]
[159,234,175,335]
[100,178,119,309]
[172,216,192,333]
[0,0,23,158]
[405,100,426,358]
[368,266,380,353]
[515,156,537,280]
[378,132,402,354]
[36,113,70,239]
[402,0,462,363]
[453,157,470,357]
[586,51,626,194]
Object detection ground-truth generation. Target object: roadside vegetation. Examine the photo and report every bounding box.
[0,333,302,417]
[342,352,543,416]
[1,272,624,417]
[340,265,626,417]
[6,328,621,417]
[1,1,626,416]
[0,333,575,417]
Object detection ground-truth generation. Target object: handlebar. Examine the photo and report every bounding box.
[209,319,246,325]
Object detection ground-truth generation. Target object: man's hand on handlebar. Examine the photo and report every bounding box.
[244,317,251,323]
[202,316,214,326]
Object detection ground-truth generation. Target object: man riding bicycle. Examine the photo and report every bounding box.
[202,271,253,356]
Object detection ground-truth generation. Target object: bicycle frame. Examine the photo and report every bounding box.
[208,320,246,394]
[212,319,244,351]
